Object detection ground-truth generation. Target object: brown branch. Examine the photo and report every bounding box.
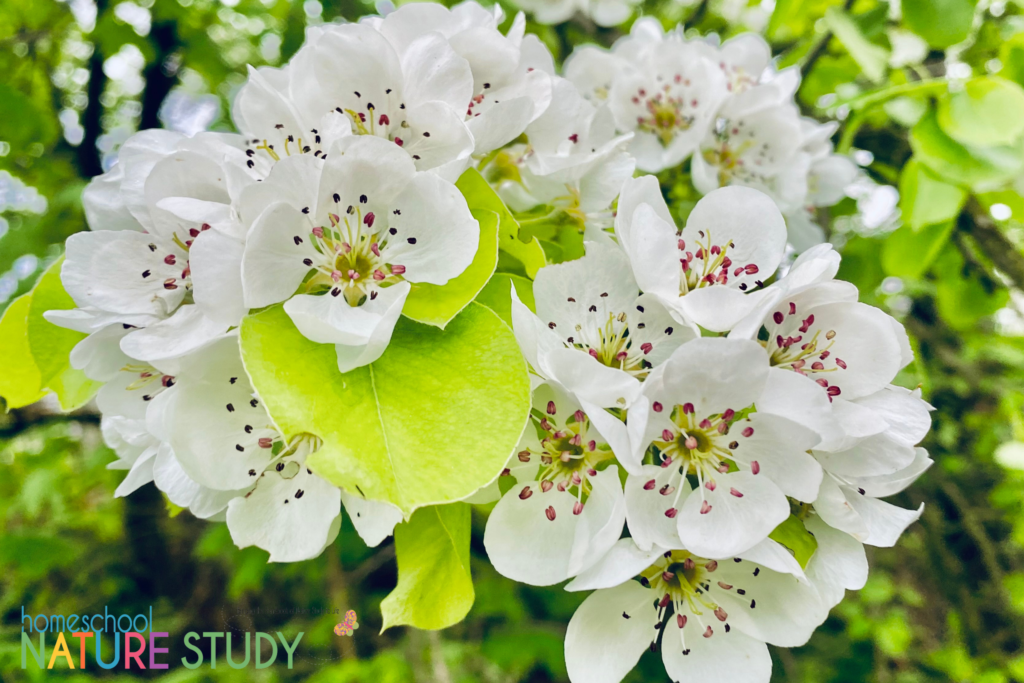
[960,199,1024,292]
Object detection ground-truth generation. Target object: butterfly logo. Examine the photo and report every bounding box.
[334,610,359,636]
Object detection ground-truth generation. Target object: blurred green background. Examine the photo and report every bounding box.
[4,0,1024,681]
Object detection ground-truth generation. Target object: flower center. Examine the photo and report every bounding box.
[703,117,777,187]
[508,400,614,518]
[676,229,762,294]
[298,203,407,307]
[643,400,759,518]
[567,311,654,377]
[764,303,848,401]
[632,79,698,147]
[637,550,737,647]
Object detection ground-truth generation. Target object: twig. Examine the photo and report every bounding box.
[959,199,1024,293]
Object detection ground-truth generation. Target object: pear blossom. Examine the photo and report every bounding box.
[240,135,478,372]
[562,538,825,683]
[154,335,403,559]
[483,383,626,585]
[510,241,694,457]
[615,176,788,332]
[490,77,635,242]
[565,19,727,172]
[235,21,475,173]
[370,2,554,159]
[56,130,253,367]
[629,337,821,558]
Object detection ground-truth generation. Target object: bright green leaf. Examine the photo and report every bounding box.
[403,209,499,328]
[456,169,546,279]
[240,302,531,515]
[882,222,954,279]
[902,0,976,49]
[0,294,47,410]
[938,77,1024,148]
[823,8,889,83]
[26,257,102,411]
[476,273,535,328]
[380,503,474,631]
[899,159,966,230]
[910,110,1023,190]
[769,515,818,569]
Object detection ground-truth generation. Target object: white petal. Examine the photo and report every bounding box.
[162,335,277,491]
[187,228,247,327]
[756,367,845,451]
[677,471,789,558]
[83,165,142,232]
[68,324,135,381]
[114,446,157,498]
[624,464,688,550]
[340,489,404,547]
[813,474,869,540]
[737,538,807,581]
[484,466,624,585]
[852,386,932,447]
[844,492,923,548]
[565,537,666,592]
[533,241,638,333]
[63,230,186,316]
[402,100,476,171]
[619,203,681,300]
[804,514,868,610]
[540,346,641,409]
[227,468,342,563]
[674,286,772,333]
[568,465,627,577]
[283,281,410,372]
[317,136,416,220]
[565,582,659,683]
[844,447,933,497]
[661,617,771,683]
[711,557,825,647]
[728,413,822,502]
[645,338,769,424]
[119,305,227,364]
[815,431,917,479]
[399,33,473,111]
[241,201,321,308]
[152,443,201,508]
[381,172,478,285]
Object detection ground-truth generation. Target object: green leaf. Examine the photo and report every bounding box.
[902,0,976,49]
[937,77,1024,148]
[26,257,102,411]
[823,8,889,83]
[475,273,535,328]
[240,302,531,515]
[936,266,1009,330]
[899,159,967,231]
[402,209,499,328]
[769,515,818,569]
[881,222,955,279]
[380,503,474,631]
[456,169,546,279]
[910,110,1023,190]
[0,294,47,410]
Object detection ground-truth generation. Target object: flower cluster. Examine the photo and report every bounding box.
[44,3,929,682]
[480,174,930,682]
[561,19,860,249]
